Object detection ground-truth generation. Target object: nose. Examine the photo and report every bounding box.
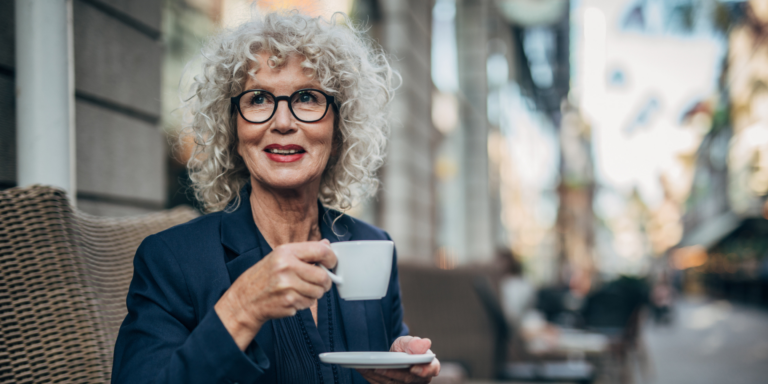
[271,99,296,134]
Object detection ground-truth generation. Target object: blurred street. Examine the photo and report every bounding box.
[4,0,768,383]
[467,297,768,384]
[640,298,768,384]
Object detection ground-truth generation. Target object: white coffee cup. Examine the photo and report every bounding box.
[322,240,394,300]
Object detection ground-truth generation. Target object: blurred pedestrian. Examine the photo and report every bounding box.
[651,272,674,324]
[496,248,535,325]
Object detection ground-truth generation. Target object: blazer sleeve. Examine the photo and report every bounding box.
[385,233,410,346]
[111,235,270,384]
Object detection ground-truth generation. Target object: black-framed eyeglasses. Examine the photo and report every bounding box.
[230,88,336,124]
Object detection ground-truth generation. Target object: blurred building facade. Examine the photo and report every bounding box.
[364,0,439,263]
[572,0,739,281]
[680,0,768,302]
[429,0,569,274]
[2,0,166,216]
[160,0,566,267]
[2,0,569,271]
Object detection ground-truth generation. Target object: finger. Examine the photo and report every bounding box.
[373,368,431,383]
[285,289,317,310]
[356,369,398,384]
[289,257,332,289]
[318,240,337,269]
[410,358,440,378]
[390,336,414,352]
[284,242,338,269]
[405,338,431,355]
[373,368,410,382]
[391,336,432,354]
[355,369,373,379]
[355,370,387,384]
[275,272,327,300]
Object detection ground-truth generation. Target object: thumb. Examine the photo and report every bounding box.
[390,336,412,352]
[391,336,432,354]
[405,338,431,355]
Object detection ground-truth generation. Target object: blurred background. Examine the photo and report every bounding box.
[3,0,768,383]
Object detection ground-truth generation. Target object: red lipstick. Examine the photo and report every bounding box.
[263,144,306,163]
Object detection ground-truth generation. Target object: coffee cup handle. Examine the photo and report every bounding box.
[320,265,344,285]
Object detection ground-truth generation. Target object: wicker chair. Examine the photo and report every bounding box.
[399,264,598,383]
[399,264,500,379]
[0,185,199,383]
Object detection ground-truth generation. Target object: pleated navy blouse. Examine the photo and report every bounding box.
[256,218,354,384]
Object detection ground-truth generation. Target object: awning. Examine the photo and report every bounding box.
[496,0,569,27]
[677,212,742,249]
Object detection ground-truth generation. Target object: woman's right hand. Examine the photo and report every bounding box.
[214,239,336,350]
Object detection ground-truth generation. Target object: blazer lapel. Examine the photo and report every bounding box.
[319,205,373,352]
[221,186,266,283]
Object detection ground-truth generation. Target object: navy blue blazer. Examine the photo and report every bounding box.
[111,190,409,384]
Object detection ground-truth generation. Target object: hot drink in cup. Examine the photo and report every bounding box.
[323,240,394,300]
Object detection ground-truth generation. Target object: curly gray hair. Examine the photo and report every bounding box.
[180,11,395,213]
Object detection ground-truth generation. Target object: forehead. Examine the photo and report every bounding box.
[244,52,318,90]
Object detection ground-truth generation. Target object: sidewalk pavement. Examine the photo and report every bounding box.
[640,296,768,384]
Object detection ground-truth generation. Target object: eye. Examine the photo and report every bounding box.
[296,91,318,104]
[250,91,266,105]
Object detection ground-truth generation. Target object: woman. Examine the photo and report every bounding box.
[111,11,440,384]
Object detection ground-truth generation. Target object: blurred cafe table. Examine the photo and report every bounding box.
[520,311,609,356]
[466,381,571,384]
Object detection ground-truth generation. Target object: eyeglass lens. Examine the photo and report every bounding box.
[239,90,329,122]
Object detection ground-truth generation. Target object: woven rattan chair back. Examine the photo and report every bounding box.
[0,186,105,383]
[74,200,199,368]
[0,185,198,383]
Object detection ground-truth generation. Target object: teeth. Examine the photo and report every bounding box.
[267,148,301,155]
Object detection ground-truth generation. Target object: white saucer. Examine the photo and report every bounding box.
[318,352,435,369]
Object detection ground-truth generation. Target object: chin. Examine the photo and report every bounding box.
[255,173,320,192]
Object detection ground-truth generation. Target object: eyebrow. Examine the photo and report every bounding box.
[242,83,321,94]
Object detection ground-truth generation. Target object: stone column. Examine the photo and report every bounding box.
[379,0,436,263]
[457,0,493,263]
[15,0,75,199]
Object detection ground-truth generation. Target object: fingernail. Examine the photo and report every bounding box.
[412,366,423,375]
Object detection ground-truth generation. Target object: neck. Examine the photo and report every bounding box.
[249,177,322,248]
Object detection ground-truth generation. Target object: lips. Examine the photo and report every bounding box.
[263,144,306,163]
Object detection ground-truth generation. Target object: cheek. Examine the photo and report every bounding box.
[235,121,245,157]
[322,130,336,158]
[235,120,264,157]
[320,115,337,155]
